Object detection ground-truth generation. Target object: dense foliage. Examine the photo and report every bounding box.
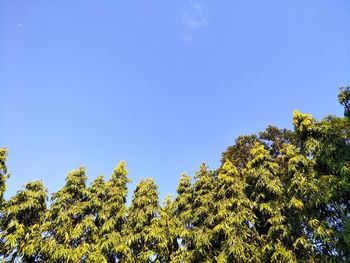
[1,88,350,262]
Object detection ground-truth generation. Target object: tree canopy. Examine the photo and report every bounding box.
[1,88,350,262]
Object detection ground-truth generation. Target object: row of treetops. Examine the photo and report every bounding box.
[0,88,350,262]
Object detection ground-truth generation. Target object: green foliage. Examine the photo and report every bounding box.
[127,178,163,262]
[42,166,89,262]
[189,163,217,262]
[244,142,286,261]
[173,173,193,261]
[214,160,260,262]
[0,181,47,262]
[0,148,9,257]
[0,88,349,262]
[158,195,179,262]
[339,86,350,117]
[94,161,130,262]
[0,148,9,208]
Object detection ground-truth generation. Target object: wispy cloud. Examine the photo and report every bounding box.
[178,0,208,43]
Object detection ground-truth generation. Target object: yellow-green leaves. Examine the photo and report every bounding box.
[127,178,163,262]
[293,110,315,133]
[0,180,47,261]
[0,148,9,208]
[0,88,349,262]
[338,86,350,117]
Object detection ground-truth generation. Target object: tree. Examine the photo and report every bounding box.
[173,173,193,262]
[158,195,179,262]
[338,86,350,118]
[221,135,260,171]
[0,148,9,209]
[189,163,216,262]
[0,87,349,262]
[0,147,9,255]
[0,147,9,258]
[243,142,288,262]
[293,104,350,260]
[258,125,295,157]
[84,175,108,262]
[276,143,319,261]
[127,178,163,262]
[214,160,260,262]
[0,181,47,262]
[42,166,90,262]
[95,161,130,262]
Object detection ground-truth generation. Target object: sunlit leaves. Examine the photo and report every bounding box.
[0,88,349,262]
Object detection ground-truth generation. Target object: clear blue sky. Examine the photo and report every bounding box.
[1,0,350,201]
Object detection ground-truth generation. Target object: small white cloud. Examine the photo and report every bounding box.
[18,23,23,27]
[181,14,208,31]
[178,0,208,43]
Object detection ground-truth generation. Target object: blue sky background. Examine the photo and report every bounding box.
[1,0,350,202]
